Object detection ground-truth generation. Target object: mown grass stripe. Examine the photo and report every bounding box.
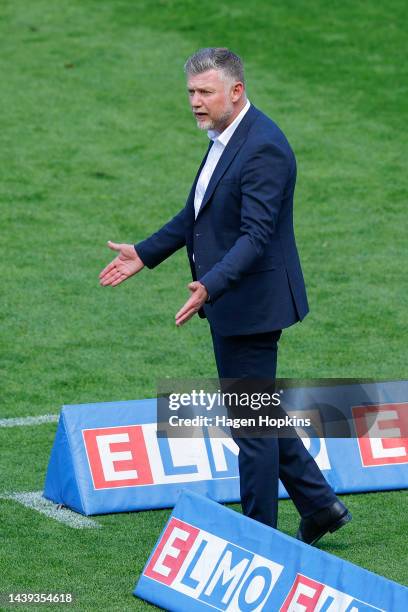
[0,491,100,529]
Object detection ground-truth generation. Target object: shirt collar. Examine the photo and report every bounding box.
[208,100,251,146]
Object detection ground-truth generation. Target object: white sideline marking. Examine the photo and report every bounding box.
[0,491,101,529]
[0,414,59,427]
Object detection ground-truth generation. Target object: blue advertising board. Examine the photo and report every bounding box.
[44,381,408,515]
[134,490,408,611]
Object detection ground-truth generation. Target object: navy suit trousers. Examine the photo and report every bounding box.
[210,328,337,529]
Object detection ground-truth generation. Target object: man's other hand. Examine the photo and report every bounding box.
[99,241,144,287]
[175,281,208,327]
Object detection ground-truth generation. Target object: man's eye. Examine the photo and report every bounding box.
[187,89,212,95]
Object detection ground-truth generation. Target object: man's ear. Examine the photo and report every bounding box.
[231,81,244,103]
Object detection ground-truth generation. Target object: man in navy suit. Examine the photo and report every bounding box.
[99,48,351,545]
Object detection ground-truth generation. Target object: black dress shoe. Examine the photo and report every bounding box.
[296,500,352,546]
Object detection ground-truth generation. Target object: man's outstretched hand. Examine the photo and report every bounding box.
[99,241,144,287]
[175,281,208,327]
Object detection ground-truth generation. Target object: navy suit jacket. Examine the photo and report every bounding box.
[136,105,309,336]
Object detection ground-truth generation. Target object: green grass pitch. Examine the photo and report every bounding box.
[1,0,407,609]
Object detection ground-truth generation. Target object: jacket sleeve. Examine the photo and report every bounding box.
[199,141,293,301]
[134,207,187,269]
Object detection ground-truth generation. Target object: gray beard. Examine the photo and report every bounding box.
[196,108,234,132]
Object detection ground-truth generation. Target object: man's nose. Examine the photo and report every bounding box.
[190,92,202,108]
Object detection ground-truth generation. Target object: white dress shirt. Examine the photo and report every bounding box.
[194,100,251,219]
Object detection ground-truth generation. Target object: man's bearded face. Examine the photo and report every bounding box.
[187,69,235,132]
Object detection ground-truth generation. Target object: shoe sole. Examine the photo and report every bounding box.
[310,511,352,546]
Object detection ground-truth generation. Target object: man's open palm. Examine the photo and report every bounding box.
[99,241,144,287]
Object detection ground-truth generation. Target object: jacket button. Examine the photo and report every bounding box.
[195,233,201,237]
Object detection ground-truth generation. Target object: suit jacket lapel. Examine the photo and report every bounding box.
[196,105,259,219]
[185,140,213,211]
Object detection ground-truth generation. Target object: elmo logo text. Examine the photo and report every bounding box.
[82,424,239,489]
[353,403,408,467]
[281,574,383,611]
[144,517,284,611]
[142,519,383,611]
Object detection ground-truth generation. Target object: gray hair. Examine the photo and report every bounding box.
[184,47,245,85]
